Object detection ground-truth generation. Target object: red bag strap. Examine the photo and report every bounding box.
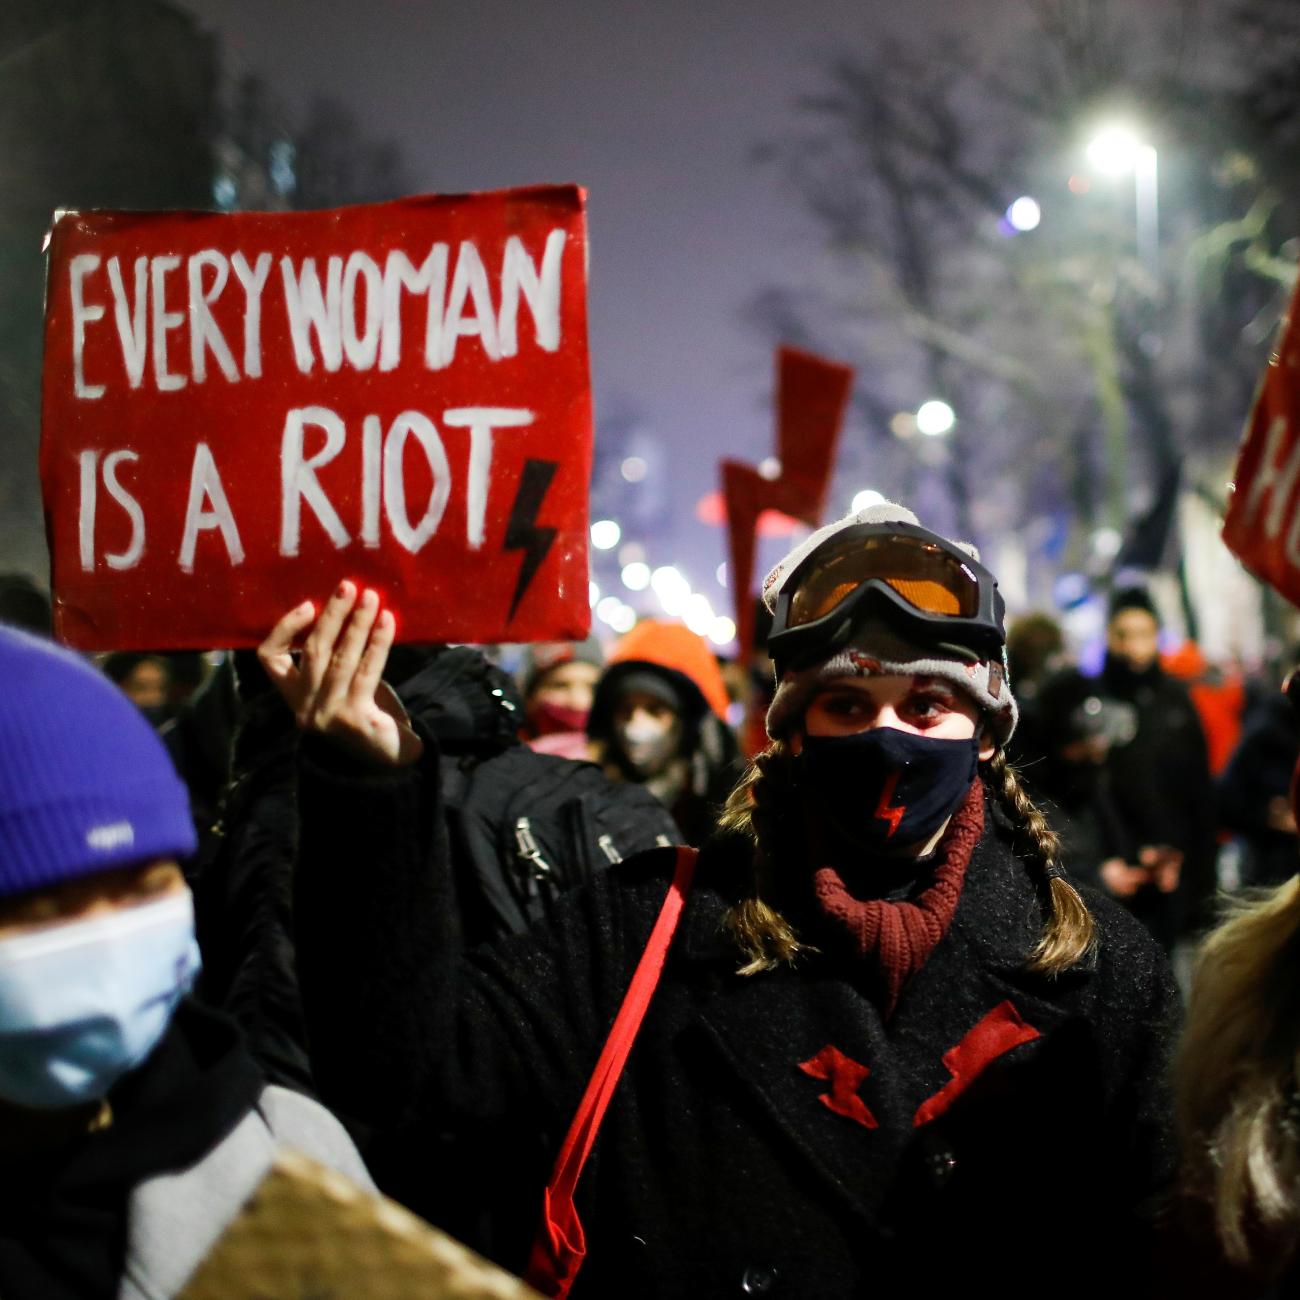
[524,845,699,1298]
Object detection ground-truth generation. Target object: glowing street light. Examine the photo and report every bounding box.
[1086,126,1146,175]
[851,488,887,513]
[1085,123,1159,275]
[915,400,956,437]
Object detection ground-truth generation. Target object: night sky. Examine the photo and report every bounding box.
[179,0,1027,598]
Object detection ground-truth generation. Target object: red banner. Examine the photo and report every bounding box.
[723,347,853,662]
[40,186,593,649]
[1222,273,1300,607]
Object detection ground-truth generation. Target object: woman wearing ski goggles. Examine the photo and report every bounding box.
[265,499,1182,1297]
[766,520,1006,674]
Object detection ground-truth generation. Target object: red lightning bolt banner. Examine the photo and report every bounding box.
[723,347,854,666]
[40,186,592,649]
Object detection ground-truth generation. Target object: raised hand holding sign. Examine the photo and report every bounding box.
[257,581,422,769]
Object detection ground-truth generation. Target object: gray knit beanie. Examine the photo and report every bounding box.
[762,501,1018,746]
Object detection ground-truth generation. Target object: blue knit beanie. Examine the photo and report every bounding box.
[0,626,196,901]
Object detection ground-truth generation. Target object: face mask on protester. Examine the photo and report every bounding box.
[616,713,681,777]
[0,891,201,1110]
[800,726,981,853]
[529,699,590,737]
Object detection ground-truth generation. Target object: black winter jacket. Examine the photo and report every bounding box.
[1097,656,1219,941]
[294,739,1181,1298]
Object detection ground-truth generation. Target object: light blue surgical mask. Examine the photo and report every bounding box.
[0,891,201,1110]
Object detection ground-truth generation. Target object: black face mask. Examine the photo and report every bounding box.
[800,727,980,852]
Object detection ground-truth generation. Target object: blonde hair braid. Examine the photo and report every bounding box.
[983,749,1096,974]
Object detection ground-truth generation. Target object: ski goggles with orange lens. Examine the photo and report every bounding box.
[766,522,1006,672]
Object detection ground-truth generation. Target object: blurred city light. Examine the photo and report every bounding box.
[852,488,887,513]
[1068,174,1091,195]
[1053,572,1091,609]
[716,561,728,587]
[1006,196,1041,231]
[758,457,782,481]
[1091,527,1123,559]
[618,541,646,565]
[915,400,956,437]
[620,456,648,483]
[684,593,714,636]
[596,596,622,624]
[1085,125,1147,176]
[609,604,637,634]
[651,565,689,597]
[710,615,737,647]
[589,581,600,607]
[890,411,918,439]
[651,565,690,616]
[590,519,621,550]
[621,561,651,591]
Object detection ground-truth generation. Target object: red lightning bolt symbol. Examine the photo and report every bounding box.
[873,771,905,838]
[722,347,854,667]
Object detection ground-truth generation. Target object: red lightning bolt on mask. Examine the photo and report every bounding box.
[873,770,905,838]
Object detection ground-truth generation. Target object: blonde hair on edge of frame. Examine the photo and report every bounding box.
[1176,875,1300,1274]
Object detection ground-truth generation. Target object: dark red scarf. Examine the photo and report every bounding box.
[812,780,984,1015]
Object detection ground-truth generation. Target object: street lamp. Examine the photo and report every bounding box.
[1085,124,1158,276]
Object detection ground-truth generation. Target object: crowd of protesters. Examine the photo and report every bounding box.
[5,504,1300,1297]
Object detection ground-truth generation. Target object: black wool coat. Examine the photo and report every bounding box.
[294,738,1181,1299]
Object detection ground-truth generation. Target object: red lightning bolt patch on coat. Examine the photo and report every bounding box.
[799,1045,878,1130]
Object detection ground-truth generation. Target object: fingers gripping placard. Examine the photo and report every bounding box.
[40,186,593,649]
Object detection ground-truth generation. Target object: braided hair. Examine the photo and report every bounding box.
[982,749,1096,973]
[718,741,1095,976]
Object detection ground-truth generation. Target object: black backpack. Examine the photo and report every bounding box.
[441,745,679,942]
[394,647,681,944]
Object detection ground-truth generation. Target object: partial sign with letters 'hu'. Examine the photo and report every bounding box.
[41,186,592,649]
[1223,272,1300,607]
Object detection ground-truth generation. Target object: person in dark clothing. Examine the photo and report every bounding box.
[0,573,52,637]
[160,654,240,872]
[518,637,603,760]
[100,652,172,727]
[586,619,744,846]
[0,626,370,1300]
[195,632,676,1262]
[1002,610,1068,776]
[1095,586,1218,949]
[265,503,1179,1298]
[1026,666,1189,913]
[1218,686,1300,889]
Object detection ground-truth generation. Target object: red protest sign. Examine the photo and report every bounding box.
[40,186,593,649]
[722,347,853,662]
[1222,273,1300,607]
